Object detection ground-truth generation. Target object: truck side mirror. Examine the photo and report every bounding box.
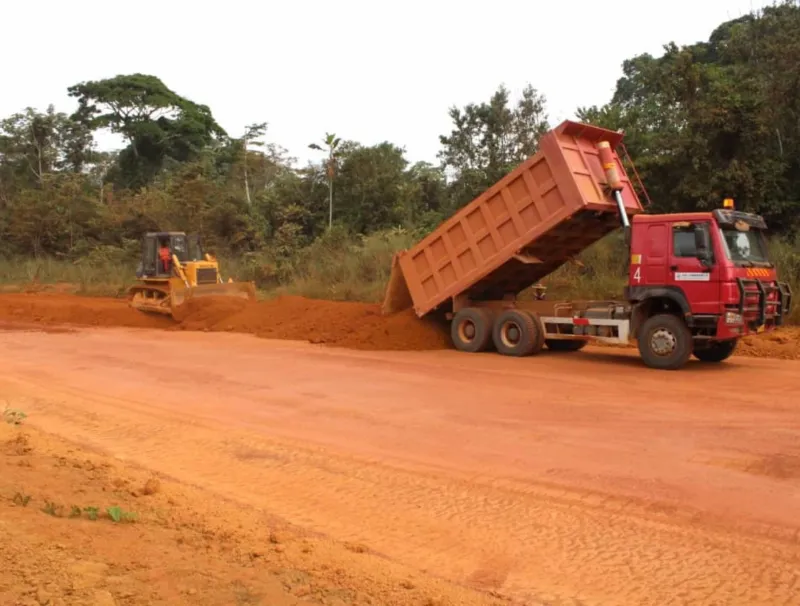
[694,226,712,266]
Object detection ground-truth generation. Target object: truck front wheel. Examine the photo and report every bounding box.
[451,307,494,353]
[493,310,545,357]
[693,339,737,362]
[637,313,692,370]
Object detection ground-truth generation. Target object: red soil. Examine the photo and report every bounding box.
[0,292,796,359]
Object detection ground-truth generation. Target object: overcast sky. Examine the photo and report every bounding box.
[2,0,772,166]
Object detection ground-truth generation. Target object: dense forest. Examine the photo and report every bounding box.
[1,2,799,301]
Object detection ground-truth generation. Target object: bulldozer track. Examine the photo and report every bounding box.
[127,284,171,297]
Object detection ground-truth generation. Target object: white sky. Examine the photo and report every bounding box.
[2,0,772,167]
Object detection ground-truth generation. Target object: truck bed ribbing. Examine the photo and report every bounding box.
[382,120,645,318]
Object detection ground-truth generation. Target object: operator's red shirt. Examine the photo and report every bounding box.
[159,246,171,271]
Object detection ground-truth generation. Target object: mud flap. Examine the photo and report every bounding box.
[169,278,256,317]
[381,253,413,316]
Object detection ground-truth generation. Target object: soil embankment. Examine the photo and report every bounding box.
[0,291,797,359]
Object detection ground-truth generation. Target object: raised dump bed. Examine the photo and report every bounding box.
[382,120,645,318]
[381,120,791,371]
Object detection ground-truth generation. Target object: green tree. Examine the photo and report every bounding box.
[439,83,549,207]
[68,74,226,189]
[333,142,409,234]
[0,106,94,190]
[577,1,800,230]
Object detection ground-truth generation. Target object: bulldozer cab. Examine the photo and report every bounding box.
[140,232,204,278]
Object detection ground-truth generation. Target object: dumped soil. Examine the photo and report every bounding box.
[738,326,800,359]
[0,292,797,359]
[172,295,451,350]
[0,293,171,330]
[0,292,451,351]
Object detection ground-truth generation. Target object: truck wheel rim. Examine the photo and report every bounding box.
[501,322,522,347]
[458,320,476,342]
[650,328,677,356]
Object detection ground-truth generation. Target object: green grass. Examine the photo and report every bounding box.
[2,406,27,426]
[0,227,797,323]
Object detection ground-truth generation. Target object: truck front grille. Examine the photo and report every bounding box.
[196,267,218,284]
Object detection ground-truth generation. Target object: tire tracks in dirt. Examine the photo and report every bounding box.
[1,328,799,606]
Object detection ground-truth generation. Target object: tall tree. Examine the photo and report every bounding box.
[438,83,549,207]
[308,133,342,229]
[240,122,267,205]
[68,74,226,189]
[332,141,409,234]
[576,1,800,231]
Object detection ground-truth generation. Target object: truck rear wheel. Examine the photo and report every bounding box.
[637,313,692,370]
[693,339,737,362]
[493,310,544,357]
[546,339,587,352]
[451,307,493,353]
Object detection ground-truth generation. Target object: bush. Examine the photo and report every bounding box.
[0,226,796,324]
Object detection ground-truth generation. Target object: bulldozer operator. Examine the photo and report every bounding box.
[159,239,172,274]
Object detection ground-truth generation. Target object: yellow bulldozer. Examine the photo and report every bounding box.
[128,231,256,318]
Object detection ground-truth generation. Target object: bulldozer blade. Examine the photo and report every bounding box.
[170,279,256,307]
[169,278,256,318]
[381,253,413,316]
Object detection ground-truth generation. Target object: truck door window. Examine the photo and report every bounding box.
[672,223,711,261]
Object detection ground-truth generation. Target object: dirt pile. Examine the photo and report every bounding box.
[0,292,798,359]
[0,293,170,330]
[172,295,451,350]
[738,326,800,359]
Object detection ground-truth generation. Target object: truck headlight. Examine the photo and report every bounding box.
[724,311,743,325]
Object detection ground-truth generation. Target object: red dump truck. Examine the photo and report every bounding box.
[382,120,793,370]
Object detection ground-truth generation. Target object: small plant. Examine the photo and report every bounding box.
[41,500,60,516]
[83,506,99,521]
[2,405,27,426]
[69,505,82,518]
[12,492,31,507]
[106,505,137,523]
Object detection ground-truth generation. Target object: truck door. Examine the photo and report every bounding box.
[668,221,720,315]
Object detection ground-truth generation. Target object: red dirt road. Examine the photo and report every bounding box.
[2,327,800,605]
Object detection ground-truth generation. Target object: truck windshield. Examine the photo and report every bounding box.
[718,225,770,266]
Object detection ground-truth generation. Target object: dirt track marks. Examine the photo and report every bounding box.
[2,328,800,605]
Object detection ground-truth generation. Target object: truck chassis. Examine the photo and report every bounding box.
[449,275,792,371]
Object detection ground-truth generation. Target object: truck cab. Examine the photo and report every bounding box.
[626,200,792,362]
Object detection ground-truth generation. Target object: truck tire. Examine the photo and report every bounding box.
[637,313,692,370]
[545,339,587,352]
[493,310,544,357]
[693,339,737,362]
[451,307,493,353]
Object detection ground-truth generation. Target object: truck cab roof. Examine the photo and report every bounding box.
[633,209,767,229]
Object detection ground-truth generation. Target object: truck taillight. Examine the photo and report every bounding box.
[597,141,623,191]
